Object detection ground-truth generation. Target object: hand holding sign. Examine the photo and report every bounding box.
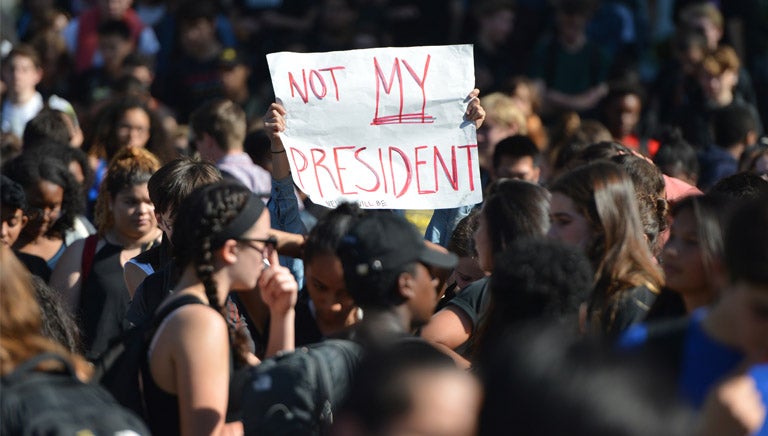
[267,45,480,210]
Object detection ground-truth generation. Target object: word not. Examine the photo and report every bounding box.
[288,144,478,199]
[288,66,346,103]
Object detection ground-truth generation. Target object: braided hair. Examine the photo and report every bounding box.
[172,182,254,363]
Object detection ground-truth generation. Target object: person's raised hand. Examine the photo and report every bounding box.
[264,102,287,142]
[465,88,486,129]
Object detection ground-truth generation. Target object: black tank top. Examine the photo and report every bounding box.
[141,295,250,435]
[79,240,129,360]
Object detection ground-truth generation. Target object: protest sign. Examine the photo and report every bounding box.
[267,44,480,209]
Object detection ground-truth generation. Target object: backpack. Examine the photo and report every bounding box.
[91,294,204,420]
[241,339,364,436]
[1,352,150,435]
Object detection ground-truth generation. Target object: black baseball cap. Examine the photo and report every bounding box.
[338,213,458,292]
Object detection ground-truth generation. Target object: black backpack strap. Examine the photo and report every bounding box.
[4,353,76,384]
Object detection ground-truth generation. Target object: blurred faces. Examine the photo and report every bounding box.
[479,8,515,44]
[494,155,540,183]
[179,18,216,58]
[99,0,132,20]
[547,192,593,252]
[387,368,481,436]
[662,208,710,300]
[3,54,42,97]
[110,183,156,239]
[605,94,642,139]
[99,34,134,72]
[1,208,27,246]
[699,69,738,105]
[729,283,768,361]
[407,262,440,328]
[449,256,485,291]
[305,253,358,330]
[473,213,493,272]
[25,180,64,237]
[116,108,151,149]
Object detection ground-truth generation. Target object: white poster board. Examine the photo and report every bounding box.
[267,44,481,209]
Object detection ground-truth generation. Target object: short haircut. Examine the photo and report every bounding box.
[724,196,768,286]
[473,0,516,20]
[492,135,542,170]
[190,99,247,152]
[701,45,740,76]
[22,108,71,148]
[711,104,757,147]
[653,127,700,182]
[0,175,27,211]
[3,44,42,69]
[148,157,222,217]
[97,19,132,40]
[177,0,218,26]
[681,2,723,31]
[481,93,527,133]
[708,171,768,200]
[483,238,593,336]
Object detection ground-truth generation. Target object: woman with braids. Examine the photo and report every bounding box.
[547,161,664,336]
[51,147,163,360]
[143,181,298,436]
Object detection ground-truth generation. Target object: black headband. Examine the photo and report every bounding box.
[210,193,265,248]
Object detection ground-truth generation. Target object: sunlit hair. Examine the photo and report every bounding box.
[148,157,222,218]
[480,92,527,134]
[549,161,664,326]
[190,99,247,151]
[94,146,160,235]
[0,245,91,379]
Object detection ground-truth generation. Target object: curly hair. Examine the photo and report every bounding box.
[3,154,83,238]
[171,182,255,364]
[94,147,160,235]
[303,202,366,264]
[88,97,173,164]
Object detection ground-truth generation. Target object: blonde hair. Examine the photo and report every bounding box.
[0,245,92,379]
[94,146,161,235]
[481,92,528,135]
[701,45,740,76]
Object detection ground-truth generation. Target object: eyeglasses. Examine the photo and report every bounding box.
[235,236,277,252]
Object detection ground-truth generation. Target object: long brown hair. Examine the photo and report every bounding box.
[549,161,663,328]
[0,246,91,379]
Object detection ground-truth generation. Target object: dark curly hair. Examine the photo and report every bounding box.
[474,238,594,362]
[1,175,27,211]
[171,181,255,364]
[3,154,82,238]
[303,202,366,264]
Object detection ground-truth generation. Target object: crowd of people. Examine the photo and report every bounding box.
[2,0,768,435]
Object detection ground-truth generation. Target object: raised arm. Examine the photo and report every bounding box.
[265,102,289,180]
